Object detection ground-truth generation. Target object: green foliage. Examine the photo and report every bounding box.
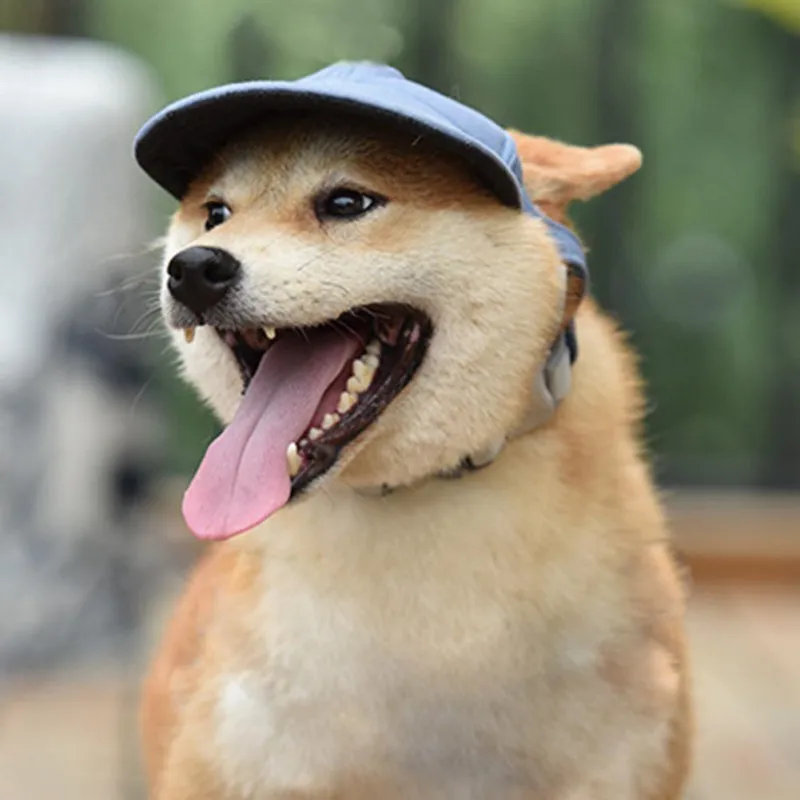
[70,0,800,487]
[633,0,783,483]
[90,0,409,100]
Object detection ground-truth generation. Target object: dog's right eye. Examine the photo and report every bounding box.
[204,201,231,231]
[314,188,385,222]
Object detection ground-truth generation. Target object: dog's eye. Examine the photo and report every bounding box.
[204,201,231,231]
[315,188,384,222]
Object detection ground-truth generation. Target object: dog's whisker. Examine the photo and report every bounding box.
[94,328,165,342]
[126,307,163,335]
[127,375,156,420]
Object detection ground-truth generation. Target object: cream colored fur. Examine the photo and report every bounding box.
[143,115,691,799]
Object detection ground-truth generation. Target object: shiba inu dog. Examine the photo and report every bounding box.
[135,63,691,799]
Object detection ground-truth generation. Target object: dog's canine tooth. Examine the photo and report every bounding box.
[365,339,381,357]
[264,326,277,340]
[183,327,196,344]
[337,391,357,414]
[308,427,323,441]
[322,413,340,430]
[286,442,301,477]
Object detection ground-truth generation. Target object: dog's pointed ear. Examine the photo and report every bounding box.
[508,131,642,225]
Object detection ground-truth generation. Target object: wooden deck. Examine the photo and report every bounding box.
[686,585,800,800]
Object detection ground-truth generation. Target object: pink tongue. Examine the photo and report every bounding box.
[183,330,361,540]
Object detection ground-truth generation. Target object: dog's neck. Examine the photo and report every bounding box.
[357,328,574,496]
[446,328,573,475]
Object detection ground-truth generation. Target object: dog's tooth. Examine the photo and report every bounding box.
[363,353,380,370]
[183,327,195,344]
[308,427,323,441]
[322,413,340,430]
[366,339,381,357]
[352,358,376,383]
[264,326,277,341]
[337,391,357,414]
[286,442,301,477]
[347,375,373,395]
[346,368,375,395]
[362,365,376,386]
[346,359,373,394]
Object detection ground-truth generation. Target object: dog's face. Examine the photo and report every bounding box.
[160,114,638,540]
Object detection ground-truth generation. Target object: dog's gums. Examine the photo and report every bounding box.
[181,304,432,535]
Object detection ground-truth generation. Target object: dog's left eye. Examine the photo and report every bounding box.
[315,188,384,222]
[204,201,231,231]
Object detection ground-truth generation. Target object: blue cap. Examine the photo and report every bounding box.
[134,62,587,272]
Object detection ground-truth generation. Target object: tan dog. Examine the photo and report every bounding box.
[142,115,691,799]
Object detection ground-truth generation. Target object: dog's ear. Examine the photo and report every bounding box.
[508,131,642,225]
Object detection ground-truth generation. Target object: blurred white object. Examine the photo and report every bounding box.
[0,34,159,385]
[0,35,171,671]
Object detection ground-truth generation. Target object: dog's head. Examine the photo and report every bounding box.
[159,114,640,539]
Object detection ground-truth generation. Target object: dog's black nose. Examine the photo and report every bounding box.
[167,246,241,317]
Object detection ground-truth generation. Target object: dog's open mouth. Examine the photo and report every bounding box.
[220,305,432,486]
[181,304,431,540]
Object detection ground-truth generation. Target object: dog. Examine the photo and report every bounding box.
[136,63,691,799]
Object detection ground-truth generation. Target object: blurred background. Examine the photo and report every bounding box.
[0,0,798,798]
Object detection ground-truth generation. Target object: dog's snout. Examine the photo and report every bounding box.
[167,246,241,317]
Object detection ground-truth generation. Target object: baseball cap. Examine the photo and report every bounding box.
[133,61,587,272]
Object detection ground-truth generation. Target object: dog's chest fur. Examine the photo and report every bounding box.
[204,471,675,799]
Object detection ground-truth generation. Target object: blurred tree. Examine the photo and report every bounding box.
[228,12,275,82]
[585,0,644,317]
[401,0,457,92]
[2,0,85,36]
[761,15,800,487]
[42,0,86,36]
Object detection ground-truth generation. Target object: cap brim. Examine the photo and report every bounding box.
[134,79,523,207]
